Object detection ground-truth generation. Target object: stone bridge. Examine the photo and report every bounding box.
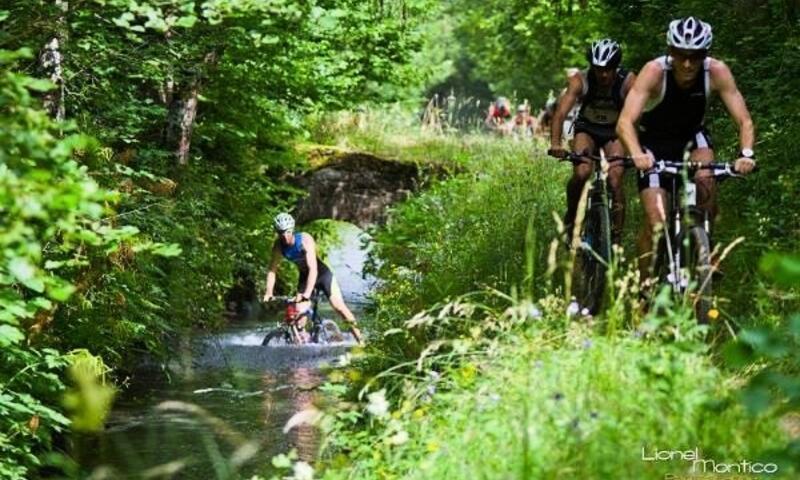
[293,146,441,228]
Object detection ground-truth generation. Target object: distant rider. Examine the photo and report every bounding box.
[485,96,513,134]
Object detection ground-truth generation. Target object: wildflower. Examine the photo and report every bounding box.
[566,298,580,316]
[527,304,542,320]
[366,389,390,418]
[582,339,593,350]
[291,461,314,480]
[426,383,437,397]
[336,353,352,367]
[388,429,409,445]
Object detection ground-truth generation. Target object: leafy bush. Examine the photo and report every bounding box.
[0,48,131,478]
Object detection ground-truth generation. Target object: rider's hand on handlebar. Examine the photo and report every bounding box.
[633,151,655,171]
[734,157,756,175]
[263,293,274,303]
[547,147,567,159]
[294,293,309,304]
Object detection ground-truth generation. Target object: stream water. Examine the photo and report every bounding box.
[75,222,375,479]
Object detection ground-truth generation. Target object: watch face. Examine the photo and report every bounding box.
[741,148,754,158]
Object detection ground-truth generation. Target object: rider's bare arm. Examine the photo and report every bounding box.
[621,71,637,99]
[550,74,583,149]
[484,105,497,127]
[617,60,663,169]
[709,59,755,160]
[264,242,282,300]
[301,233,318,299]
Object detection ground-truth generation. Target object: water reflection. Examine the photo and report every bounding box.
[264,367,323,462]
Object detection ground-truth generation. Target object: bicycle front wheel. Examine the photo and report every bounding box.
[262,327,291,346]
[576,202,612,314]
[680,226,713,324]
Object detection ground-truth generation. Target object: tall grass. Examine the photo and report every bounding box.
[319,301,787,479]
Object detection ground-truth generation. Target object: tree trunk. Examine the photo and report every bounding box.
[39,0,68,121]
[165,84,200,166]
[164,51,218,166]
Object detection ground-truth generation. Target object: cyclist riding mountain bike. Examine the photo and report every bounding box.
[549,39,636,246]
[485,96,513,133]
[263,213,364,344]
[513,103,537,137]
[615,16,756,284]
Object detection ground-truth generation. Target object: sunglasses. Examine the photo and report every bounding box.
[670,48,707,62]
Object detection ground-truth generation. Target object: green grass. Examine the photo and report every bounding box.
[322,323,787,479]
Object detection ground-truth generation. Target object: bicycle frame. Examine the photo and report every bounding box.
[560,151,633,313]
[652,160,740,293]
[563,151,633,250]
[262,289,329,345]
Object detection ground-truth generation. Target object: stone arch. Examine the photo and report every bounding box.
[294,148,422,228]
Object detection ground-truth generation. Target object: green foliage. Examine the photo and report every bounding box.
[353,127,562,366]
[446,0,608,101]
[62,350,115,433]
[723,251,800,470]
[0,48,124,479]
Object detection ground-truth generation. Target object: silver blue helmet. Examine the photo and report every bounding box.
[273,212,295,232]
[587,38,622,67]
[667,17,713,50]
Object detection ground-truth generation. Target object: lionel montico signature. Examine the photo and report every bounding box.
[641,447,778,474]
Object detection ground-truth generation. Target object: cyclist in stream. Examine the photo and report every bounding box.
[548,39,636,246]
[615,16,756,285]
[263,213,364,345]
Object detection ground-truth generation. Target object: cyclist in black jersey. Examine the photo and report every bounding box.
[549,39,636,245]
[616,16,756,281]
[263,213,364,344]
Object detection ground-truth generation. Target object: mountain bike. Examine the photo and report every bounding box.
[556,150,633,314]
[646,160,750,323]
[261,289,344,346]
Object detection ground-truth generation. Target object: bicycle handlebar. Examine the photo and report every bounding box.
[263,295,297,304]
[548,149,635,168]
[648,160,759,178]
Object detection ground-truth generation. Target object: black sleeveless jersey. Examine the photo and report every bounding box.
[640,56,710,139]
[576,67,628,126]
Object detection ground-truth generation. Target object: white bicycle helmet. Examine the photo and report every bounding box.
[587,38,622,67]
[666,16,713,50]
[273,212,295,232]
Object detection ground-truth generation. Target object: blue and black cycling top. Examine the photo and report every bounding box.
[279,232,332,275]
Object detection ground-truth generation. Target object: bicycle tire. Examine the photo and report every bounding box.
[262,327,291,346]
[576,202,612,314]
[680,226,713,324]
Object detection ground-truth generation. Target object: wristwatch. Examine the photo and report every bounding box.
[739,148,755,159]
[299,294,309,301]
